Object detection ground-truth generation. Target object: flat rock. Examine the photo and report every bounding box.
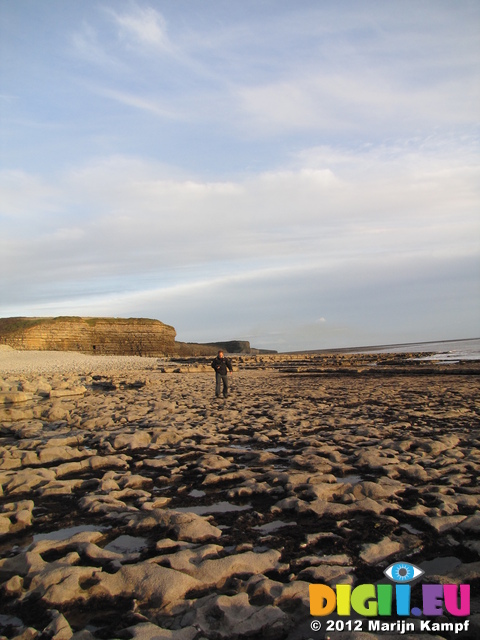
[125,622,197,640]
[183,592,289,639]
[0,392,34,405]
[127,509,223,542]
[91,562,201,608]
[359,537,404,565]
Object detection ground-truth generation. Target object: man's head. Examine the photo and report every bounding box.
[218,351,224,358]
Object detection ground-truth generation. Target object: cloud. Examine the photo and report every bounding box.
[0,170,60,219]
[1,134,478,350]
[93,87,185,119]
[236,67,479,135]
[108,4,173,53]
[71,22,126,71]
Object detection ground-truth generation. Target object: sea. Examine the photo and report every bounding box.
[353,338,480,362]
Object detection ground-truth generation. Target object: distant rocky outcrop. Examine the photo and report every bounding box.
[0,317,276,356]
[177,340,277,356]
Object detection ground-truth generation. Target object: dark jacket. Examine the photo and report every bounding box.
[211,356,233,376]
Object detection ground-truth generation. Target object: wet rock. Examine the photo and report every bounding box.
[91,562,201,609]
[26,562,101,606]
[0,500,34,534]
[297,564,355,585]
[125,622,198,640]
[28,531,105,555]
[113,431,152,451]
[41,611,73,640]
[422,514,468,533]
[154,544,223,574]
[2,468,56,496]
[0,392,34,405]
[191,549,282,588]
[197,454,232,472]
[0,551,47,581]
[127,509,223,542]
[38,445,93,465]
[459,512,480,533]
[50,386,86,398]
[182,592,289,639]
[359,537,404,565]
[2,574,24,597]
[79,493,135,515]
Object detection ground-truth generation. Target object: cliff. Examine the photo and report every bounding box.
[0,317,277,356]
[175,340,268,356]
[0,317,177,356]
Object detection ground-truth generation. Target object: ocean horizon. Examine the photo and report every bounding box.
[289,337,480,361]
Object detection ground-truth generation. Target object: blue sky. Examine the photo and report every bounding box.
[1,0,479,351]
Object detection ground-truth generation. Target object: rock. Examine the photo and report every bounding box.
[50,386,86,398]
[0,551,47,581]
[459,512,480,533]
[128,509,223,542]
[197,454,232,471]
[91,562,201,608]
[2,574,24,597]
[246,574,311,612]
[191,550,282,588]
[154,544,223,574]
[78,493,135,515]
[28,530,105,555]
[3,469,56,496]
[42,611,73,640]
[423,514,468,533]
[297,564,354,585]
[125,622,198,640]
[27,562,101,606]
[0,392,34,405]
[38,446,92,464]
[183,592,289,639]
[113,431,152,451]
[10,628,39,640]
[43,402,71,422]
[359,537,403,565]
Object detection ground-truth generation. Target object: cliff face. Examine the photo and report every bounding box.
[0,317,177,356]
[176,340,277,356]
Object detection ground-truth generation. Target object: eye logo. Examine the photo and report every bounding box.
[384,562,424,583]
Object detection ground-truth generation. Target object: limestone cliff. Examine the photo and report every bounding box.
[0,317,177,356]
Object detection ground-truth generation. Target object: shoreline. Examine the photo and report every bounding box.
[1,337,479,377]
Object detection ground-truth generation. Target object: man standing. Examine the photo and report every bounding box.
[211,350,233,398]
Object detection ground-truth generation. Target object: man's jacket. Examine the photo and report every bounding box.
[211,356,233,376]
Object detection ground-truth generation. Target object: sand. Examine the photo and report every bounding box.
[0,349,479,640]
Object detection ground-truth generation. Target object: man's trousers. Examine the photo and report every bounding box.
[215,373,229,398]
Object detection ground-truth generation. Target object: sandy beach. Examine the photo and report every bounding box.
[0,348,479,640]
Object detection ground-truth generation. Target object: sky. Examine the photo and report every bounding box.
[0,0,479,352]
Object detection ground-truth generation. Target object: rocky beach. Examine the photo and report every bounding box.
[0,346,479,640]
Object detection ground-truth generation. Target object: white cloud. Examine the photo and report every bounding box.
[1,137,478,349]
[93,87,184,119]
[109,5,173,53]
[0,170,60,219]
[71,22,127,71]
